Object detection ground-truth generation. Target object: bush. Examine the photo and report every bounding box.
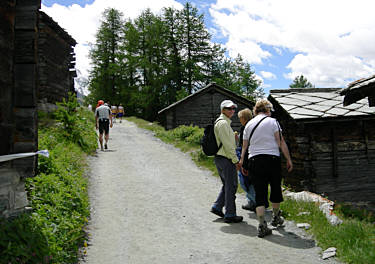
[0,101,96,263]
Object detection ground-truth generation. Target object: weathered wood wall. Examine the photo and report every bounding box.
[0,0,15,157]
[275,111,375,210]
[38,11,76,105]
[165,90,252,132]
[307,119,375,209]
[0,0,40,218]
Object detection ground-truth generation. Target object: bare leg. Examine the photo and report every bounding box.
[99,133,104,150]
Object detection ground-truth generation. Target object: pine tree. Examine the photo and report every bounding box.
[88,8,123,106]
[179,2,212,94]
[289,75,314,88]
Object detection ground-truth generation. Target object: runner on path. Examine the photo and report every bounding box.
[81,120,340,264]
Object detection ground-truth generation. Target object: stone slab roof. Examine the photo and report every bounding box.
[269,88,374,120]
[340,74,375,106]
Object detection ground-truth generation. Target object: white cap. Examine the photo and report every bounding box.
[220,100,237,111]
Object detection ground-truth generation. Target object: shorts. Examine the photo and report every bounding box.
[99,119,109,135]
[117,113,123,117]
[250,154,283,206]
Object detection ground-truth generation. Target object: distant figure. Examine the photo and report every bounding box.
[117,104,124,123]
[95,100,113,151]
[240,99,293,238]
[210,100,243,223]
[111,105,118,123]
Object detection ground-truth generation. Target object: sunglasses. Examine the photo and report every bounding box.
[224,107,236,110]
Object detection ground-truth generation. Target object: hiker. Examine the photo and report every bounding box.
[117,104,124,123]
[95,100,113,151]
[240,99,293,237]
[236,108,256,211]
[210,100,243,223]
[111,104,118,123]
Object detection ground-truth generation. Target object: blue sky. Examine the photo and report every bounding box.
[42,0,375,95]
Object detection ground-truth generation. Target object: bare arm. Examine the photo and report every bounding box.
[275,131,293,172]
[239,139,249,165]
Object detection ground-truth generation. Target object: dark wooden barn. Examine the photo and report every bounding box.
[268,88,375,211]
[158,83,254,131]
[0,1,77,218]
[38,11,77,110]
[340,74,375,107]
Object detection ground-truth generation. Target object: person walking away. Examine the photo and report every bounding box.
[95,100,113,151]
[240,99,293,237]
[111,105,118,123]
[117,104,124,123]
[210,100,242,223]
[236,108,256,211]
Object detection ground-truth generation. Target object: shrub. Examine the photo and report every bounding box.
[0,103,96,263]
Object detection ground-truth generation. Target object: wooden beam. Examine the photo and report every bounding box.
[331,126,338,177]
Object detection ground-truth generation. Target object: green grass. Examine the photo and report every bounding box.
[0,96,97,263]
[127,116,375,264]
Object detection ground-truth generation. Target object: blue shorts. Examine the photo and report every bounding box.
[117,113,123,117]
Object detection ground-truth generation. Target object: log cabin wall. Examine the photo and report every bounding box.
[306,118,375,209]
[269,88,375,211]
[38,11,76,108]
[0,0,40,218]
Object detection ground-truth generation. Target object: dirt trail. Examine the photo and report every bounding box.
[80,120,340,264]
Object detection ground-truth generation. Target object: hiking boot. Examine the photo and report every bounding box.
[224,215,243,223]
[258,222,272,238]
[210,207,224,218]
[104,143,108,150]
[271,210,284,227]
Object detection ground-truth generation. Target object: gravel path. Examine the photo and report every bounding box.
[80,120,340,264]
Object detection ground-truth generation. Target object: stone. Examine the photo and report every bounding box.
[322,247,337,259]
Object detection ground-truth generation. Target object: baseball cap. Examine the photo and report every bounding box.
[220,100,237,111]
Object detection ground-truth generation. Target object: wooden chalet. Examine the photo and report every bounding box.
[38,11,77,110]
[340,74,375,107]
[158,83,254,131]
[268,88,375,210]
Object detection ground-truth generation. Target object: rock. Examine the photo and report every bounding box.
[296,223,311,229]
[297,211,311,216]
[322,247,337,259]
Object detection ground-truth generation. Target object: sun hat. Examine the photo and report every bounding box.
[220,100,237,111]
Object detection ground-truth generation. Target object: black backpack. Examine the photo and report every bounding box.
[201,119,222,156]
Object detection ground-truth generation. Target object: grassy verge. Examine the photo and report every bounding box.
[126,116,375,264]
[0,95,97,263]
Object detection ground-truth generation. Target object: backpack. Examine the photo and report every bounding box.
[201,119,222,156]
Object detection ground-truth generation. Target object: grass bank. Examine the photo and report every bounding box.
[127,116,375,264]
[0,95,97,263]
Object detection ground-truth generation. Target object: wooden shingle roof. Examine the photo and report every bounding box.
[269,88,374,120]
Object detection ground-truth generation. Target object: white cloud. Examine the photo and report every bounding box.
[209,0,375,88]
[41,0,183,91]
[260,71,276,80]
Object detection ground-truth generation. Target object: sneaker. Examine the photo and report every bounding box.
[242,202,256,212]
[224,215,243,223]
[271,211,284,227]
[210,207,224,218]
[100,147,104,151]
[258,222,272,238]
[104,143,108,150]
[242,202,252,210]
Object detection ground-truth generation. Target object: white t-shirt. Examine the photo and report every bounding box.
[95,105,111,120]
[243,113,281,158]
